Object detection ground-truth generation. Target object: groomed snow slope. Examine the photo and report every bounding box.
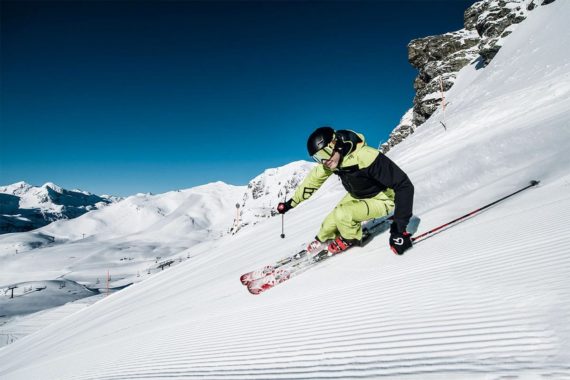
[1,1,569,379]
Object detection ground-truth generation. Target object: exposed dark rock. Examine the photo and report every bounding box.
[475,1,527,64]
[404,28,479,131]
[381,0,556,154]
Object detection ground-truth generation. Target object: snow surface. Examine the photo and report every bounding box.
[0,279,96,317]
[1,293,105,347]
[0,182,245,289]
[0,1,569,378]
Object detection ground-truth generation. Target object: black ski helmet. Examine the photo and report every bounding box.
[307,126,335,156]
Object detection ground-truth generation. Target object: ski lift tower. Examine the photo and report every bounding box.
[7,285,18,299]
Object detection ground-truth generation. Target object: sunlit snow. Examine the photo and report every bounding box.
[1,1,569,379]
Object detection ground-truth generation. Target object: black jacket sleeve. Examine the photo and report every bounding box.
[366,153,414,233]
[334,130,363,157]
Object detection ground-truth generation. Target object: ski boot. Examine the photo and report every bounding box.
[327,236,360,256]
[306,238,327,261]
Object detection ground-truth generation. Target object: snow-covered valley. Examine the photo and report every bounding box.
[0,0,569,378]
[0,164,313,347]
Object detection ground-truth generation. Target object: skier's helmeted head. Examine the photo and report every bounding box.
[307,126,336,163]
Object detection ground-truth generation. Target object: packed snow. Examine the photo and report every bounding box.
[0,1,569,379]
[0,182,245,289]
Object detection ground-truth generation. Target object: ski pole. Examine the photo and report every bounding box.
[412,180,540,243]
[280,191,287,239]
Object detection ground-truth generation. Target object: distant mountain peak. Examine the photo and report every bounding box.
[0,182,119,234]
[231,160,314,233]
[41,182,63,192]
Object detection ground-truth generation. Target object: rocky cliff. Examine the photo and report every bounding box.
[381,0,556,153]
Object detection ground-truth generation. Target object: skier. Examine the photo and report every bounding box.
[277,126,414,256]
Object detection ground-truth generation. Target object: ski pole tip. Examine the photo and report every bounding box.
[280,234,285,239]
[530,180,540,186]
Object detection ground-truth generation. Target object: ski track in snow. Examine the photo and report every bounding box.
[1,1,570,379]
[2,181,568,380]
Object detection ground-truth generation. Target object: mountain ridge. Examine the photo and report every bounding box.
[0,182,120,234]
[0,0,568,377]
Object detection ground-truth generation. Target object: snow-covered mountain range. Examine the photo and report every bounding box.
[0,0,569,378]
[0,182,119,234]
[0,162,313,327]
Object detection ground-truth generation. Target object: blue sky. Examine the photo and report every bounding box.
[1,1,475,196]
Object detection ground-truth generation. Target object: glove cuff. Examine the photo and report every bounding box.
[390,222,407,234]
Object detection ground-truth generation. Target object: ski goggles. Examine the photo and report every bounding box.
[312,146,335,163]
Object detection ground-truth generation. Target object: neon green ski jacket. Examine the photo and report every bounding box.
[290,130,414,232]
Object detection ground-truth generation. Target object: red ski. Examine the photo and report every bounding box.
[241,216,416,295]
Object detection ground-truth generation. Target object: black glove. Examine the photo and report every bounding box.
[277,199,293,214]
[389,223,412,255]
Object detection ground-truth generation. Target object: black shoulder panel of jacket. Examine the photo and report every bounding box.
[366,153,414,233]
[334,130,362,157]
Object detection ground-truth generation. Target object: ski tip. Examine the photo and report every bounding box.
[248,287,262,295]
[240,275,251,286]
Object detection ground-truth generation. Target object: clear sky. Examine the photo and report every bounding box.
[1,0,475,196]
